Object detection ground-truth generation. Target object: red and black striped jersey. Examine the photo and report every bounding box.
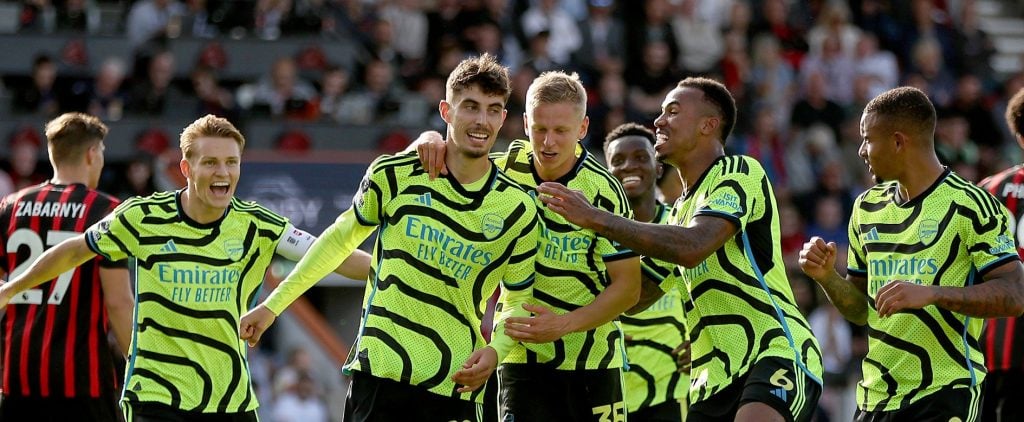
[979,165,1024,371]
[0,182,123,398]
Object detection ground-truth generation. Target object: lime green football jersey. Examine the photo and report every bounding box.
[847,170,1018,411]
[621,203,688,412]
[494,139,635,370]
[86,191,288,413]
[668,156,823,404]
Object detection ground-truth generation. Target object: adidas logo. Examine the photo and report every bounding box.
[160,239,178,253]
[771,387,787,401]
[864,227,880,242]
[413,192,432,206]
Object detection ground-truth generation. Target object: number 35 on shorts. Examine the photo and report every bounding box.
[592,401,625,422]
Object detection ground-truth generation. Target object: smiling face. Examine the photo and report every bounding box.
[442,84,507,159]
[653,87,708,167]
[606,136,660,200]
[180,136,240,221]
[525,101,589,180]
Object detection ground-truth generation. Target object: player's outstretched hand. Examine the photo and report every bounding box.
[452,346,498,393]
[412,131,448,180]
[505,303,570,343]
[875,281,935,317]
[672,340,691,374]
[239,304,277,347]
[536,182,599,228]
[798,236,838,282]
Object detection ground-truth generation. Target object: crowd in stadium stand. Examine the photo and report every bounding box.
[1,0,1024,420]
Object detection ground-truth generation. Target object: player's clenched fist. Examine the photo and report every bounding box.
[239,304,277,347]
[799,236,838,282]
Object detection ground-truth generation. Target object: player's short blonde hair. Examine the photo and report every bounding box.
[179,115,246,159]
[526,71,587,117]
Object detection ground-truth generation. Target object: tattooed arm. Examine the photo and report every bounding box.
[876,260,1024,318]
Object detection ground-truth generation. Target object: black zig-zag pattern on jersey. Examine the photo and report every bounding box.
[135,227,258,270]
[130,367,181,407]
[861,357,898,411]
[469,220,537,319]
[537,263,601,298]
[369,305,453,390]
[801,336,823,372]
[376,273,478,350]
[598,328,621,370]
[947,174,1005,220]
[625,339,678,401]
[137,312,244,411]
[866,326,933,410]
[136,349,214,411]
[626,362,659,409]
[382,248,459,288]
[580,159,630,213]
[238,247,263,316]
[715,248,806,329]
[901,307,973,372]
[690,345,734,403]
[578,330,598,370]
[621,315,686,333]
[690,313,752,368]
[858,183,900,213]
[641,258,674,281]
[388,205,520,242]
[401,185,485,211]
[232,200,288,227]
[362,327,410,381]
[534,289,580,311]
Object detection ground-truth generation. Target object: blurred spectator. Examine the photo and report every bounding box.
[271,372,328,422]
[728,104,788,187]
[749,35,796,127]
[125,0,185,48]
[323,0,378,44]
[55,0,100,33]
[719,31,751,105]
[19,0,55,33]
[954,0,996,82]
[807,1,861,58]
[190,65,237,120]
[379,0,428,68]
[791,71,845,141]
[425,0,466,71]
[520,30,562,74]
[671,0,725,75]
[573,0,625,80]
[901,0,959,73]
[908,37,957,108]
[852,33,900,100]
[237,56,318,119]
[624,0,679,75]
[12,54,61,116]
[88,57,128,121]
[750,0,807,70]
[947,75,1001,153]
[179,0,217,38]
[6,126,49,190]
[254,0,291,40]
[377,130,411,153]
[800,33,856,107]
[284,0,330,35]
[626,40,680,121]
[113,153,158,200]
[805,195,848,246]
[336,59,404,124]
[315,64,351,122]
[521,0,582,65]
[935,113,981,179]
[128,50,181,115]
[465,19,519,70]
[853,0,902,53]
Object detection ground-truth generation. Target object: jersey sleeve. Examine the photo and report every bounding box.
[966,196,1019,277]
[84,207,133,262]
[489,204,540,361]
[263,207,376,315]
[847,195,868,278]
[351,157,394,226]
[692,165,759,230]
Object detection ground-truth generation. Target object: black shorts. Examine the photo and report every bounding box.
[688,356,822,422]
[982,369,1024,422]
[344,371,481,422]
[629,399,686,422]
[854,385,982,422]
[498,363,624,422]
[0,395,119,422]
[122,401,258,422]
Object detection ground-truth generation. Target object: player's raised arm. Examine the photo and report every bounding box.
[0,235,96,309]
[799,236,869,325]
